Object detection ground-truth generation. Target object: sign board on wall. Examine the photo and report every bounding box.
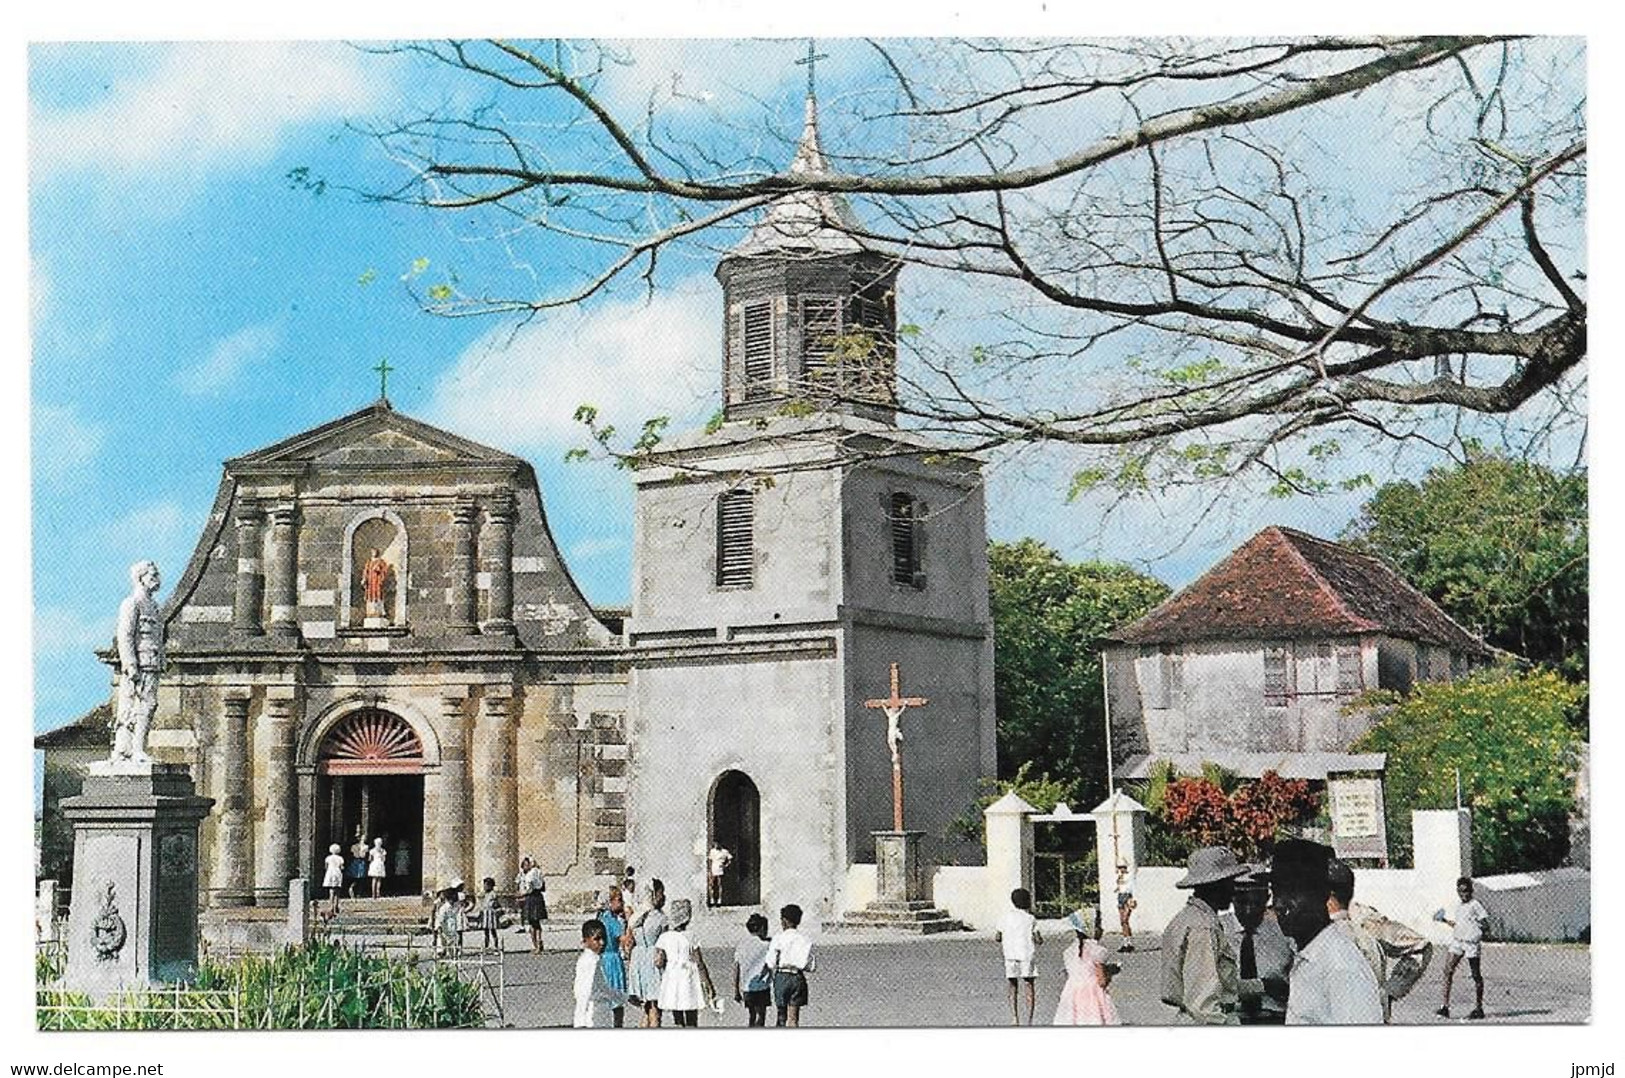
[1328,775,1389,862]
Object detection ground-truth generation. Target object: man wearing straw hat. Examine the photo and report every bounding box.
[1160,846,1249,1024]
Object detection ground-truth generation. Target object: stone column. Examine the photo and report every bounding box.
[231,499,265,634]
[215,688,255,907]
[255,690,298,903]
[473,688,517,887]
[431,689,472,889]
[480,495,515,636]
[984,790,1036,904]
[448,497,479,634]
[266,504,301,639]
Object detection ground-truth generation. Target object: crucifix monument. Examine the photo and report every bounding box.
[864,661,929,831]
[862,662,932,906]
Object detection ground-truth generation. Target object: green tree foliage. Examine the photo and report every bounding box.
[989,540,1169,804]
[1341,455,1588,680]
[1352,669,1584,873]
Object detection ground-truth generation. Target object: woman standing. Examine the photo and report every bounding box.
[626,880,669,1026]
[655,899,715,1028]
[367,837,388,898]
[322,843,346,916]
[597,886,631,1027]
[346,830,368,899]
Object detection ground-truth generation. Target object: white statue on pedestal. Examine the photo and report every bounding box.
[105,560,165,770]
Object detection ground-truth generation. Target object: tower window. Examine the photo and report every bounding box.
[800,296,842,389]
[716,489,755,587]
[742,301,774,400]
[889,492,922,587]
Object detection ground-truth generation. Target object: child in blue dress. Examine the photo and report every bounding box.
[597,885,630,1026]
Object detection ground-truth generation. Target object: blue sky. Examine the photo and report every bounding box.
[29,39,1585,736]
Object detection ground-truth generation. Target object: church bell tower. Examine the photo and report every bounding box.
[714,96,900,425]
[624,86,997,919]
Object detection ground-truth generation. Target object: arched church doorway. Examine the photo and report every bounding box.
[709,770,760,907]
[314,709,424,897]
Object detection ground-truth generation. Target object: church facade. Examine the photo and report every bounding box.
[38,98,998,920]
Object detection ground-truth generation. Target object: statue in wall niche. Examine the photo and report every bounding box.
[362,547,392,624]
[110,560,164,767]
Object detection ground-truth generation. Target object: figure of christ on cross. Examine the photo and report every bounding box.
[864,662,929,832]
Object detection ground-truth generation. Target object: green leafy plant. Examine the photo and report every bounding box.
[37,941,483,1030]
[1351,668,1584,872]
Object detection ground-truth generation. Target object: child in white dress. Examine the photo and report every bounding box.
[655,899,714,1027]
[322,844,346,916]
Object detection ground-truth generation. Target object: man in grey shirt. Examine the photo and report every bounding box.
[1160,846,1249,1024]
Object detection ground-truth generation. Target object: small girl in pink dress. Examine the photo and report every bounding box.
[1054,906,1120,1026]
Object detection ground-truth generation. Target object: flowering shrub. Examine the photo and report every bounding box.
[1157,770,1320,862]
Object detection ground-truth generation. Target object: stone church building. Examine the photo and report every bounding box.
[38,99,998,919]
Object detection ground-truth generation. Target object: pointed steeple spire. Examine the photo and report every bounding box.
[727,87,862,257]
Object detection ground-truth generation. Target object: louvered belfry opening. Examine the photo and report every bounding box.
[800,295,842,390]
[716,488,755,587]
[319,708,425,775]
[742,301,774,400]
[890,492,920,586]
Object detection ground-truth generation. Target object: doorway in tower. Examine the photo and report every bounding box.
[709,770,761,907]
[313,709,425,897]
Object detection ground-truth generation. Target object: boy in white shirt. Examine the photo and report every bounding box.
[994,887,1042,1025]
[574,919,617,1028]
[1436,876,1491,1019]
[764,903,816,1027]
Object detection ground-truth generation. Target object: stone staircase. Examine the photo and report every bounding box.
[824,898,965,935]
[320,896,435,940]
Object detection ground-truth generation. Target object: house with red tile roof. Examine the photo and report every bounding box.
[1102,526,1496,782]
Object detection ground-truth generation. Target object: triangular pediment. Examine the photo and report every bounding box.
[227,402,519,470]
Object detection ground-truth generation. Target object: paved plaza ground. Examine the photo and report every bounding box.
[460,916,1589,1028]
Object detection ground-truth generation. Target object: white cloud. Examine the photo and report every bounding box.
[31,42,386,195]
[32,403,105,485]
[99,500,194,555]
[569,536,627,563]
[33,605,113,656]
[174,322,281,397]
[425,280,718,455]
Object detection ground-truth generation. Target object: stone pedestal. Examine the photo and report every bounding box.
[874,830,926,902]
[827,830,962,934]
[61,764,214,998]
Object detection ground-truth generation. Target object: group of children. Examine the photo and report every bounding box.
[996,888,1121,1026]
[428,877,504,957]
[574,899,816,1029]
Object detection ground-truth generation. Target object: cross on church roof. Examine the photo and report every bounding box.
[373,357,395,402]
[793,39,829,100]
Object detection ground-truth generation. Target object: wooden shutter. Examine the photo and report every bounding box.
[716,489,754,587]
[1264,644,1291,706]
[743,301,773,400]
[1336,642,1364,696]
[801,296,842,390]
[889,492,920,586]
